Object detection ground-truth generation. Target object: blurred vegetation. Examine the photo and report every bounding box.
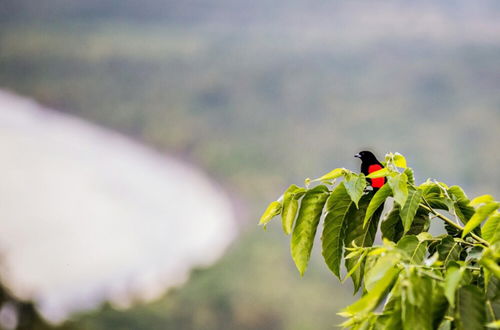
[1,0,500,329]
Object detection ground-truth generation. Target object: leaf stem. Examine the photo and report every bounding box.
[419,204,489,247]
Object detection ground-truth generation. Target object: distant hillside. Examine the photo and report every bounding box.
[2,0,500,28]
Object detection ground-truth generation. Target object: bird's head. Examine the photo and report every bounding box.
[354,151,379,163]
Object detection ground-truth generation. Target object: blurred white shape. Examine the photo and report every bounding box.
[0,302,18,330]
[0,89,237,322]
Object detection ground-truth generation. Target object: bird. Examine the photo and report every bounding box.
[354,151,386,189]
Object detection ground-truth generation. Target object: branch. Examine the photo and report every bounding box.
[419,203,489,247]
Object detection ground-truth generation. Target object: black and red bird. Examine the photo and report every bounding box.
[354,151,386,189]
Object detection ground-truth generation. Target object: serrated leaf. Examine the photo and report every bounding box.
[396,235,427,264]
[483,212,500,244]
[437,236,462,266]
[281,185,306,234]
[462,202,500,238]
[343,173,367,208]
[259,201,282,226]
[444,263,464,307]
[455,285,486,330]
[381,205,404,243]
[364,183,392,228]
[471,194,495,207]
[344,193,384,292]
[291,185,329,275]
[393,153,407,168]
[366,167,392,179]
[321,184,353,278]
[388,173,408,207]
[406,208,430,236]
[400,189,422,233]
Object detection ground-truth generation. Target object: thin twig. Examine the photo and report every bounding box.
[419,204,489,247]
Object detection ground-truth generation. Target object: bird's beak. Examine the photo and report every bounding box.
[354,154,361,158]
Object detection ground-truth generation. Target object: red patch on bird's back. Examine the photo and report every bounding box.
[368,164,385,188]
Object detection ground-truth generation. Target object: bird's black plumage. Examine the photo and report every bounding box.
[354,151,386,189]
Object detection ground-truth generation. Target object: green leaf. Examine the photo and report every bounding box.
[259,200,282,226]
[345,192,380,247]
[481,248,500,279]
[321,184,353,278]
[431,283,449,329]
[407,208,430,236]
[343,250,367,283]
[487,274,500,303]
[393,153,407,168]
[419,181,441,197]
[341,267,400,317]
[404,167,415,185]
[364,253,399,292]
[309,167,348,183]
[448,186,476,227]
[376,296,403,329]
[437,320,452,330]
[437,236,462,266]
[400,189,422,233]
[291,185,329,276]
[343,173,367,208]
[375,280,404,329]
[444,263,464,307]
[487,320,500,328]
[381,205,404,243]
[420,182,450,210]
[401,270,434,330]
[486,276,500,321]
[455,285,486,330]
[444,222,461,237]
[471,194,495,207]
[366,167,391,179]
[281,185,306,234]
[388,173,408,207]
[396,235,427,264]
[417,232,434,241]
[462,202,500,238]
[364,183,392,228]
[483,212,500,244]
[344,193,384,291]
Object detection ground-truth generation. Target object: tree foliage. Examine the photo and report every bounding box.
[260,152,500,329]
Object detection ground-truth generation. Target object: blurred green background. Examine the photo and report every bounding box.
[1,0,500,329]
